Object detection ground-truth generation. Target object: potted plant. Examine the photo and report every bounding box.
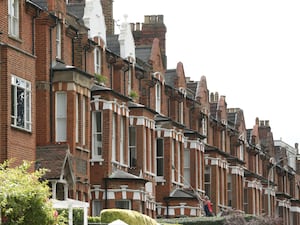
[129,90,139,101]
[94,73,107,85]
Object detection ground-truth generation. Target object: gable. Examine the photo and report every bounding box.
[149,38,164,72]
[83,0,106,44]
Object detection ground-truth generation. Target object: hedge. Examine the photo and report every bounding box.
[100,208,158,225]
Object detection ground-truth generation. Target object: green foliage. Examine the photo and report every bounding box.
[100,208,157,225]
[0,160,58,225]
[88,216,102,223]
[56,208,84,225]
[56,209,68,225]
[129,90,139,100]
[73,208,84,225]
[95,73,107,84]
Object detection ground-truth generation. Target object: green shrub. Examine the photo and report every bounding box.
[88,216,102,223]
[100,208,157,225]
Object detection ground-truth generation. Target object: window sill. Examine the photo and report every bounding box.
[90,158,104,166]
[155,176,166,184]
[8,34,22,43]
[11,124,32,133]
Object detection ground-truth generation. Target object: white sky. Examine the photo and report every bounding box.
[113,0,300,147]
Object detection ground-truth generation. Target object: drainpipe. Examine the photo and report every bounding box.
[84,40,91,72]
[122,63,129,96]
[108,55,116,89]
[104,178,108,208]
[72,36,75,66]
[31,9,40,55]
[164,198,169,218]
[49,18,58,143]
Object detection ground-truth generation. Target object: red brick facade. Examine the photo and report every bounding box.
[0,0,300,224]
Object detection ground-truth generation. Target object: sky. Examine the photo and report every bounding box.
[113,0,300,147]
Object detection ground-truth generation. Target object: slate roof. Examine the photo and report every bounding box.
[169,188,199,199]
[135,46,152,63]
[165,69,176,87]
[29,0,48,10]
[67,3,85,19]
[36,144,70,180]
[106,35,120,55]
[108,169,144,180]
[227,111,237,128]
[107,36,152,62]
[186,81,198,99]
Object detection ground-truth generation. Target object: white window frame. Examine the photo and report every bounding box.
[177,143,181,183]
[155,82,161,113]
[112,113,116,162]
[179,101,183,124]
[184,148,190,188]
[11,75,31,131]
[82,96,86,145]
[94,47,101,74]
[129,126,137,168]
[239,144,244,161]
[8,0,19,37]
[172,140,175,182]
[92,111,103,159]
[156,138,164,177]
[120,116,125,165]
[55,92,67,142]
[56,23,62,59]
[92,200,102,216]
[202,116,207,143]
[127,67,132,95]
[148,128,152,172]
[204,166,211,197]
[221,130,226,150]
[75,94,79,143]
[143,127,147,171]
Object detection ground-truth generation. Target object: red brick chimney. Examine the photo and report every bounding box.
[132,15,167,69]
[101,0,114,35]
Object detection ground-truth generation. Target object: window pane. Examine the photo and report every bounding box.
[93,111,102,158]
[11,85,15,120]
[11,76,31,131]
[96,112,102,132]
[157,158,164,176]
[115,200,131,209]
[129,126,136,145]
[92,200,102,216]
[156,138,164,176]
[130,148,136,167]
[16,87,25,128]
[157,139,163,156]
[56,92,67,141]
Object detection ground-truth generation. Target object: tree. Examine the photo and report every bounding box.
[0,160,58,225]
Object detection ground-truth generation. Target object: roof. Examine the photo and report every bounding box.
[108,169,145,180]
[168,188,199,199]
[135,46,152,63]
[29,0,47,10]
[36,144,72,180]
[165,69,176,87]
[67,3,85,19]
[107,35,120,55]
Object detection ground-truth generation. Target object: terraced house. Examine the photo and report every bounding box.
[1,0,300,224]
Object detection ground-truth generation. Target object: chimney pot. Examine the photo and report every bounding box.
[136,22,140,31]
